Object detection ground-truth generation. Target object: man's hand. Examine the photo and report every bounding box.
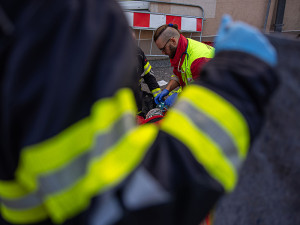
[165,93,178,107]
[214,14,277,66]
[154,89,169,105]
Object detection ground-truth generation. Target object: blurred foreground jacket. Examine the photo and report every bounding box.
[0,0,278,225]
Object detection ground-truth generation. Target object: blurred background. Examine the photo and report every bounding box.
[118,0,299,59]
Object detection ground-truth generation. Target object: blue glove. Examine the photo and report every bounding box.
[214,14,277,66]
[165,93,178,107]
[155,89,169,105]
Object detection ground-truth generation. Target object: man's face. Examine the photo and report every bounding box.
[156,37,177,59]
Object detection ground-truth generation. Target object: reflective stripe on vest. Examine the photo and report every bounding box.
[181,39,214,86]
[160,85,249,192]
[143,62,151,76]
[0,88,158,224]
[151,88,161,97]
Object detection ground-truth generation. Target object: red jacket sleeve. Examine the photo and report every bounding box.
[190,57,212,80]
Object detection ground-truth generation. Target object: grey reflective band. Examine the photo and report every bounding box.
[0,191,41,209]
[170,75,180,83]
[148,69,154,76]
[144,64,151,75]
[152,89,161,95]
[175,100,241,171]
[123,168,171,210]
[1,113,135,209]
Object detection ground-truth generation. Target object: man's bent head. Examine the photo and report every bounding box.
[154,24,180,58]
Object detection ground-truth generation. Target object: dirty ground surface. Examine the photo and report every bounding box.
[141,58,173,93]
[148,34,300,225]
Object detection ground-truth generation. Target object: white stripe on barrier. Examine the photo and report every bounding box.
[181,17,197,32]
[125,12,134,27]
[125,12,202,32]
[150,14,166,29]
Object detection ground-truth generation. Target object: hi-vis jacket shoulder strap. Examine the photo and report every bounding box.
[160,85,250,192]
[0,88,158,224]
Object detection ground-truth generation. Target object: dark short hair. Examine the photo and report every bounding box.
[154,23,180,42]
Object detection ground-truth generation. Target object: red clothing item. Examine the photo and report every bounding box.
[170,34,212,88]
[190,57,211,81]
[170,34,187,87]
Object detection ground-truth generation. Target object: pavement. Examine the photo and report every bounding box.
[148,34,300,225]
[141,59,173,93]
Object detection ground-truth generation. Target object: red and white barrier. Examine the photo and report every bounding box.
[125,12,203,32]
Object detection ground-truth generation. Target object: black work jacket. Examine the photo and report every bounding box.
[0,0,278,225]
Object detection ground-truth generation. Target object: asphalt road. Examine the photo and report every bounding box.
[148,34,300,225]
[141,59,173,93]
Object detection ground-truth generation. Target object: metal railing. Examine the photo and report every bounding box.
[121,0,205,58]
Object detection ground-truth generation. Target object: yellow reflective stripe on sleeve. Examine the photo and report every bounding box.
[161,109,237,192]
[0,88,158,224]
[143,62,151,75]
[182,85,249,159]
[169,87,182,96]
[45,124,158,224]
[170,74,180,83]
[17,117,94,191]
[160,85,250,192]
[0,181,29,199]
[16,88,137,191]
[1,204,48,224]
[151,88,161,97]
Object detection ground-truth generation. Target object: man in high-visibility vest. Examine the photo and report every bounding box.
[0,0,278,224]
[154,23,214,107]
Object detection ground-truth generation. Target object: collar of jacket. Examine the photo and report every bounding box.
[170,34,188,70]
